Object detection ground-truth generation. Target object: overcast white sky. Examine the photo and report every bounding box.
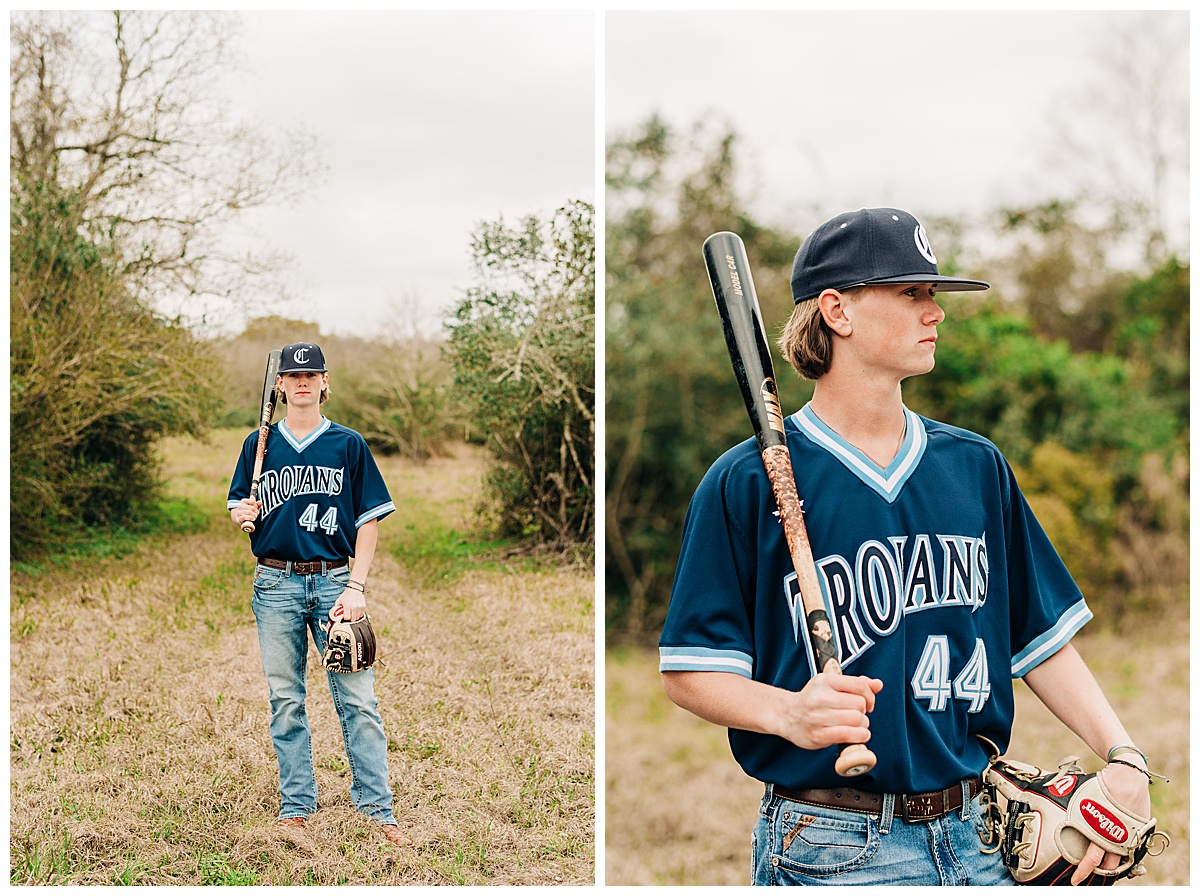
[605,10,1189,251]
[212,10,1184,339]
[228,11,595,339]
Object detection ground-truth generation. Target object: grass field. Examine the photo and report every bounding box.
[605,606,1189,886]
[10,429,594,885]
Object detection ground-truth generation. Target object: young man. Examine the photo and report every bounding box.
[659,209,1152,885]
[228,342,411,848]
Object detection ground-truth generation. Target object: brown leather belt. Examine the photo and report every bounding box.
[773,778,981,823]
[258,557,348,575]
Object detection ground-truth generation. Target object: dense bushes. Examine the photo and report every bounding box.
[446,201,596,548]
[11,183,216,557]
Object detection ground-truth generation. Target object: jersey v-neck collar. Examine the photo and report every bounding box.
[279,416,331,453]
[791,403,926,504]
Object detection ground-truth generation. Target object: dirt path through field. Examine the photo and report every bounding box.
[11,431,594,885]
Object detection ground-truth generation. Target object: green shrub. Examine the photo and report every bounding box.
[10,181,215,558]
[447,200,595,548]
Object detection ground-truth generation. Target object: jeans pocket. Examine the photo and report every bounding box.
[253,565,287,593]
[771,809,877,881]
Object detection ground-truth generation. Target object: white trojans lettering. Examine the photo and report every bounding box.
[259,465,344,519]
[785,532,989,661]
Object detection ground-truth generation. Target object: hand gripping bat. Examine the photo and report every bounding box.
[241,349,282,534]
[703,231,876,777]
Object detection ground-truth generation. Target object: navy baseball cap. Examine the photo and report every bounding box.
[278,342,327,373]
[791,208,990,303]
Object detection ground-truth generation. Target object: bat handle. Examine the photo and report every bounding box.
[835,742,877,777]
[241,482,261,534]
[823,653,877,776]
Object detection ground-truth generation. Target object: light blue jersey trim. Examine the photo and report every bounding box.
[793,404,926,504]
[659,646,754,677]
[356,502,395,528]
[279,416,331,453]
[1011,598,1093,677]
[227,499,241,510]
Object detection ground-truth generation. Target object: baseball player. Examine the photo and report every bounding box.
[660,209,1152,885]
[228,342,411,848]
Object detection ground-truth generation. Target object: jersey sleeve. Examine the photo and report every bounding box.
[348,435,395,528]
[1003,462,1093,677]
[659,457,758,678]
[226,431,258,510]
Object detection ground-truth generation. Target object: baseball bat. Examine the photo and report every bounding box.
[703,231,876,777]
[241,349,282,534]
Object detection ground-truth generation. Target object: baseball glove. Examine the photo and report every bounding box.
[978,741,1169,885]
[323,609,377,674]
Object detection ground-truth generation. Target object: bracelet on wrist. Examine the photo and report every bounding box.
[1106,757,1168,783]
[1107,743,1147,763]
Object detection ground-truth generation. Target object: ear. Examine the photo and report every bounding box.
[818,289,853,337]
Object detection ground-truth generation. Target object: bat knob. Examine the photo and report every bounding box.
[835,743,877,777]
[241,521,255,534]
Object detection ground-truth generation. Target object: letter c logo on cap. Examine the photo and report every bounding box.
[914,225,938,265]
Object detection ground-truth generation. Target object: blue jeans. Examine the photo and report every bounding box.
[251,562,396,825]
[752,784,1014,885]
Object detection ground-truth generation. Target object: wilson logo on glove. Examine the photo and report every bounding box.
[1081,800,1128,844]
[322,608,378,674]
[979,744,1170,885]
[1048,774,1077,798]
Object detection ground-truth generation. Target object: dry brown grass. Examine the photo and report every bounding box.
[605,604,1189,887]
[11,430,594,885]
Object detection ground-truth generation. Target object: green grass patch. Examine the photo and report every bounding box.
[197,555,258,617]
[198,854,258,885]
[10,831,78,884]
[390,514,531,585]
[11,496,210,576]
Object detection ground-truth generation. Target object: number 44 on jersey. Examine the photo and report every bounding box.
[299,503,339,535]
[911,635,992,713]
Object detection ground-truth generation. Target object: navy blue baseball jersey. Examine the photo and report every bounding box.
[660,403,1091,794]
[227,417,395,562]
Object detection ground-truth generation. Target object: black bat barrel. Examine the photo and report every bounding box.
[703,231,787,453]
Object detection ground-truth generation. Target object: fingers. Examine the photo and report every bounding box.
[788,674,880,749]
[334,592,367,622]
[816,723,873,748]
[233,499,263,528]
[825,673,885,713]
[1071,844,1106,886]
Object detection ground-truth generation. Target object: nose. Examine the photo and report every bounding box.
[925,297,945,325]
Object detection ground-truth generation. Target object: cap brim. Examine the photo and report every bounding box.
[862,275,990,292]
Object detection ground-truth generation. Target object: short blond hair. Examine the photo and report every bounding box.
[777,287,865,380]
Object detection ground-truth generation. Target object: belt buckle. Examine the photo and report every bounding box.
[900,790,942,822]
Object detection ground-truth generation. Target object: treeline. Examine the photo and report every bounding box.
[11,12,594,562]
[605,118,1188,642]
[11,198,594,561]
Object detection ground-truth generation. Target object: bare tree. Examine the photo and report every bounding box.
[10,10,319,316]
[1039,12,1188,265]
